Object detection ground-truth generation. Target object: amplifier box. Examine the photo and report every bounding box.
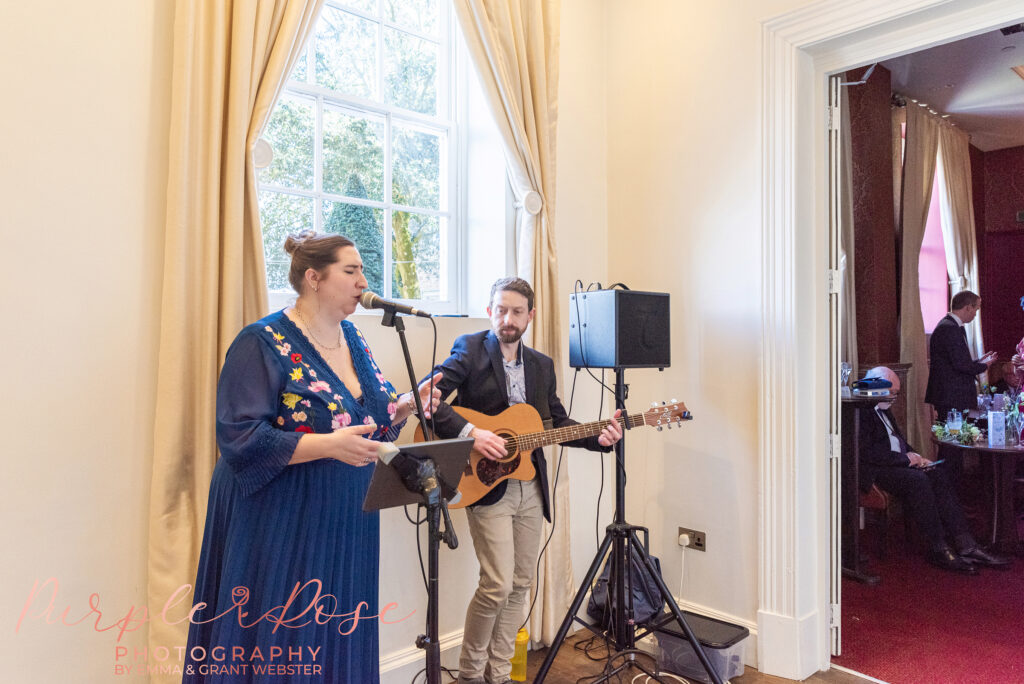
[568,290,670,369]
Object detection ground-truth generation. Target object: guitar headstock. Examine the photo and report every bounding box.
[643,399,691,431]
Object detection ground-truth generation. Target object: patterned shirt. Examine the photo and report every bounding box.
[458,341,525,438]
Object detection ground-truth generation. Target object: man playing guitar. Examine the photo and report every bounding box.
[428,277,622,684]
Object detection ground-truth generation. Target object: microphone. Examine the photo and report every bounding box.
[360,291,432,317]
[379,445,462,506]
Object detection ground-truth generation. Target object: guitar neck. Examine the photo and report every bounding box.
[510,413,644,452]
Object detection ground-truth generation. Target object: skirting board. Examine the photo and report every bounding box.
[380,629,464,684]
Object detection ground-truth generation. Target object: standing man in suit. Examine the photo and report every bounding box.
[859,367,1009,573]
[925,290,997,419]
[430,277,622,684]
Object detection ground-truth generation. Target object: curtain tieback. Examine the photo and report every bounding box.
[515,189,544,216]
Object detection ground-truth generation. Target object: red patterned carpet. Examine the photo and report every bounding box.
[834,525,1024,683]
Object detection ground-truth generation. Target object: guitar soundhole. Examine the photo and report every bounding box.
[475,431,519,486]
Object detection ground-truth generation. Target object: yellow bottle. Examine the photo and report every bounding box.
[510,627,529,681]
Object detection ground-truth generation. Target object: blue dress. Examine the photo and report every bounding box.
[183,310,403,683]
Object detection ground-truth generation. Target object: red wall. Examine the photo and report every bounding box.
[977,145,1024,357]
[847,64,900,365]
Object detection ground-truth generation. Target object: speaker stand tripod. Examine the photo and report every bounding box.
[533,369,722,684]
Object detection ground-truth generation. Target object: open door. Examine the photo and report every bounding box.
[827,72,844,656]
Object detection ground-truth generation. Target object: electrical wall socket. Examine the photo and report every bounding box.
[677,526,707,552]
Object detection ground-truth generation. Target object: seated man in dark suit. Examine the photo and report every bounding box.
[859,367,1010,573]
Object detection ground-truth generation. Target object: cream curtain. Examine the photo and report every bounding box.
[899,104,940,457]
[452,0,566,646]
[936,126,985,363]
[148,0,324,676]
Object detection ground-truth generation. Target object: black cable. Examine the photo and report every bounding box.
[519,365,580,631]
[409,664,459,684]
[595,368,606,547]
[572,280,616,396]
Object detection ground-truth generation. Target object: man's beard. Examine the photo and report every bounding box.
[496,326,524,344]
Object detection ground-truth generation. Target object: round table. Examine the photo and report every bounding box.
[931,436,1024,554]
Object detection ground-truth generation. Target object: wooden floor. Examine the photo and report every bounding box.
[525,632,871,684]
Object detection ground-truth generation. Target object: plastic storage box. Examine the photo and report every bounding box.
[650,610,748,683]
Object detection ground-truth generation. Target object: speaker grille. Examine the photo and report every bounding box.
[569,290,670,368]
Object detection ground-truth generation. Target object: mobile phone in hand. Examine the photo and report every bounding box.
[916,459,945,470]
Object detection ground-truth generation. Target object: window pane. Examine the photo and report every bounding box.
[259,192,315,291]
[384,27,438,114]
[260,96,314,190]
[385,0,439,36]
[315,6,378,99]
[392,212,441,300]
[323,200,385,296]
[392,124,442,210]
[290,49,308,83]
[323,108,385,201]
[340,0,377,13]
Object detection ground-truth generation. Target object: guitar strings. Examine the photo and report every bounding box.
[501,413,642,452]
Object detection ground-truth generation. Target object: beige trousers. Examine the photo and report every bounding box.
[459,478,544,683]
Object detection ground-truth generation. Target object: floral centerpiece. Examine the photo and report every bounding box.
[932,421,982,445]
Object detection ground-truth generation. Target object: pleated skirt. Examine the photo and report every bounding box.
[182,457,379,683]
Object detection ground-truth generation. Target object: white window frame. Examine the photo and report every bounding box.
[262,0,463,314]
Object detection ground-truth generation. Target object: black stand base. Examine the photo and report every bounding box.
[534,522,723,684]
[533,368,721,684]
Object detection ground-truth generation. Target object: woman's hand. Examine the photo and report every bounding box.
[396,372,444,422]
[415,372,443,419]
[328,423,380,466]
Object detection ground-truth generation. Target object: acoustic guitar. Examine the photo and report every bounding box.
[414,400,691,509]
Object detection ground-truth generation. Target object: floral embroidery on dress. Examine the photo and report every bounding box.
[265,323,351,433]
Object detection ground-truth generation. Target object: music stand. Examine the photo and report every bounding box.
[363,439,473,512]
[363,438,474,684]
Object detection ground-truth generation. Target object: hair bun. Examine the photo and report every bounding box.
[283,229,319,256]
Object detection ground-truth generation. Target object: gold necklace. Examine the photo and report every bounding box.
[294,306,343,351]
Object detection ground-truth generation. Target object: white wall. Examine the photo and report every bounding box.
[0,0,173,680]
[601,0,820,662]
[556,0,615,598]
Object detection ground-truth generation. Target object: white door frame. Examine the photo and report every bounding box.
[758,0,1024,678]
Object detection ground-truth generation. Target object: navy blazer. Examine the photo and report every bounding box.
[428,330,608,521]
[857,406,913,492]
[925,314,985,411]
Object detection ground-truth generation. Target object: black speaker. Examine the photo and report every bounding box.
[568,290,670,369]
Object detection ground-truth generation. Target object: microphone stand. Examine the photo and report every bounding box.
[376,306,456,684]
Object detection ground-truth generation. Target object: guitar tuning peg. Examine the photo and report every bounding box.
[670,398,677,404]
[666,422,672,429]
[651,402,657,408]
[661,401,666,405]
[656,426,663,432]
